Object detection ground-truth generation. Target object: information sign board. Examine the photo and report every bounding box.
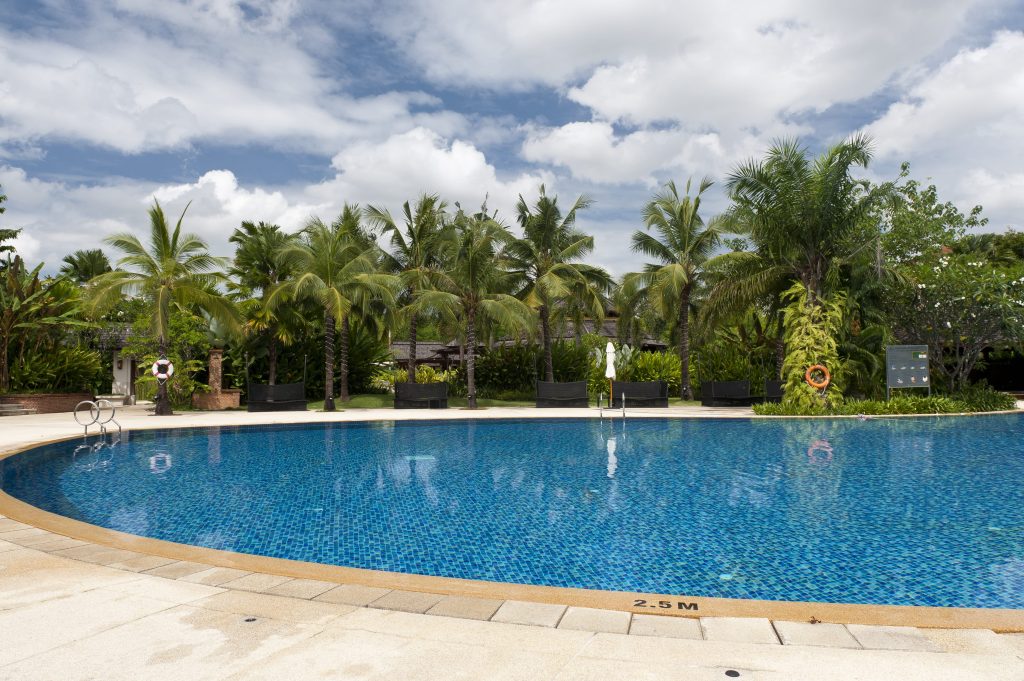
[886,345,931,398]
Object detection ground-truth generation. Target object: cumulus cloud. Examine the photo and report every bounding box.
[865,30,1024,230]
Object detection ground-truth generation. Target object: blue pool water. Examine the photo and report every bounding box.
[2,416,1023,609]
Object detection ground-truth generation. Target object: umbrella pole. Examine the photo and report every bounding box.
[608,378,613,407]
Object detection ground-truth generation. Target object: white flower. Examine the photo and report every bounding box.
[918,284,926,289]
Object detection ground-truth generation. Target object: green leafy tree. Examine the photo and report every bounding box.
[626,177,723,399]
[0,185,21,267]
[508,186,612,381]
[365,194,450,383]
[228,221,301,385]
[888,254,1024,391]
[272,206,396,409]
[60,249,112,283]
[417,203,533,408]
[88,201,237,415]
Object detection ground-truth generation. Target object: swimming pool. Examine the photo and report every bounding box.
[2,416,1022,610]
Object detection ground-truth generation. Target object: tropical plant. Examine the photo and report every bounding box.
[626,177,723,398]
[0,257,87,392]
[366,194,450,382]
[60,249,111,283]
[229,221,301,385]
[8,346,104,394]
[508,186,612,381]
[87,201,237,415]
[779,282,847,413]
[416,202,533,408]
[272,206,396,409]
[0,185,19,265]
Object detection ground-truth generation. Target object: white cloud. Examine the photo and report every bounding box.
[865,30,1024,230]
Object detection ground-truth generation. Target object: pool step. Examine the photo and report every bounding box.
[0,404,37,417]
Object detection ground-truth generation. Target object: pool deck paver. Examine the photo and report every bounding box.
[3,408,1024,678]
[491,599,568,628]
[313,583,392,606]
[700,616,780,644]
[847,624,944,652]
[557,606,632,634]
[774,620,863,648]
[368,588,445,613]
[629,613,704,639]
[426,594,504,620]
[218,572,293,593]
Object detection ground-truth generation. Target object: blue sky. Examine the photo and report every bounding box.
[2,0,1023,275]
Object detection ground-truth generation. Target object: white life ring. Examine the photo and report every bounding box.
[151,358,175,381]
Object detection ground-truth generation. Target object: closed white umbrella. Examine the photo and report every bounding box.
[605,342,616,405]
[606,435,618,478]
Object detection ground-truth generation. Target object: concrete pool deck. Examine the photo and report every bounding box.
[2,404,1023,679]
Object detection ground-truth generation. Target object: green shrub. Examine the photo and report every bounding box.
[547,341,590,382]
[372,365,456,391]
[952,383,1017,412]
[8,346,105,394]
[344,322,392,394]
[631,351,681,395]
[475,344,537,397]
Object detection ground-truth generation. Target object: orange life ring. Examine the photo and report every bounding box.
[805,364,830,389]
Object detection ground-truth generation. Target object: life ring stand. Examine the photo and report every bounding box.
[151,358,175,382]
[805,364,830,390]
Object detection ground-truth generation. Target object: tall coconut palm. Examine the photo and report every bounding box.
[272,205,396,410]
[417,203,532,408]
[229,221,300,385]
[365,194,450,382]
[0,185,20,266]
[626,178,723,399]
[89,201,237,415]
[60,249,112,283]
[508,186,612,381]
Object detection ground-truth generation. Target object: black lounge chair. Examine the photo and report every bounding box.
[247,382,308,412]
[764,379,784,403]
[536,380,589,408]
[700,380,757,407]
[610,380,669,408]
[394,382,448,409]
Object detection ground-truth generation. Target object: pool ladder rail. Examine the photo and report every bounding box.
[74,399,122,437]
[598,392,627,419]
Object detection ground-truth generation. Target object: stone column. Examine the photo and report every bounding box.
[208,348,223,395]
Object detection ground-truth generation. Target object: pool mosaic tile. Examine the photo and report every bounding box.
[2,416,1023,609]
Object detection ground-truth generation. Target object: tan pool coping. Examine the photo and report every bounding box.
[2,405,1022,634]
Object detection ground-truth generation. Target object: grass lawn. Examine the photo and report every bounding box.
[304,394,700,410]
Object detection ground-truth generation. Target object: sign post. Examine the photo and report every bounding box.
[886,345,930,400]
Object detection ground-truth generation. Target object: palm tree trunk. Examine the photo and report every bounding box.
[268,331,278,385]
[678,285,692,400]
[324,311,335,411]
[0,332,9,393]
[467,307,477,409]
[408,314,418,383]
[540,304,554,382]
[775,312,785,379]
[155,336,173,415]
[339,315,350,402]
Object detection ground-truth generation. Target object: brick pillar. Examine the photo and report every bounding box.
[208,348,223,395]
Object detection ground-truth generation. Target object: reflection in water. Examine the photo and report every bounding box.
[806,438,834,465]
[148,452,172,474]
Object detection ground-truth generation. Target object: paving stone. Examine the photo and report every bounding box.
[194,590,355,625]
[265,579,337,600]
[28,537,89,552]
[491,600,567,628]
[0,519,30,533]
[629,614,703,640]
[923,628,1022,655]
[700,617,779,645]
[313,584,391,607]
[773,621,861,649]
[557,607,630,634]
[847,624,942,652]
[181,567,254,586]
[219,573,293,593]
[425,596,503,621]
[142,561,215,580]
[106,555,179,573]
[1,528,52,543]
[369,589,444,614]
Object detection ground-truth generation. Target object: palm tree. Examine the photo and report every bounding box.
[228,221,300,385]
[713,135,880,309]
[626,178,723,399]
[508,186,612,381]
[417,203,532,408]
[365,194,450,382]
[60,249,112,283]
[272,206,396,410]
[0,185,20,266]
[89,201,237,415]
